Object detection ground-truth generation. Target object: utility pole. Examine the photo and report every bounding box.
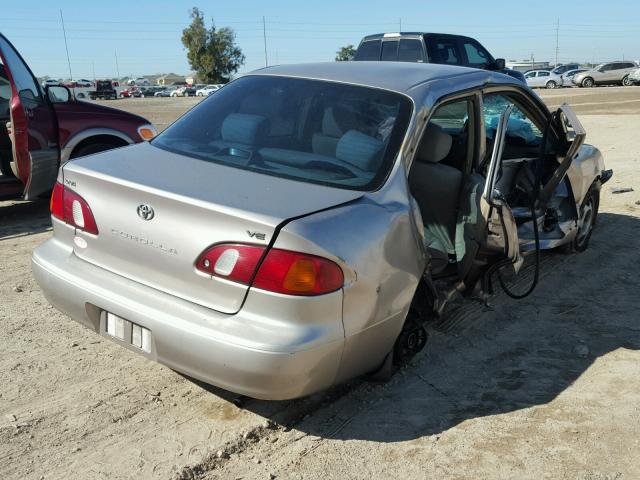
[555,18,560,67]
[399,17,402,32]
[91,61,96,83]
[531,53,534,71]
[262,16,268,67]
[59,9,73,81]
[114,51,120,80]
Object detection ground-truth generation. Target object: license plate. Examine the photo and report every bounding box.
[105,312,151,353]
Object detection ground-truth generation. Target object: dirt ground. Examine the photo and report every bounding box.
[1,86,639,480]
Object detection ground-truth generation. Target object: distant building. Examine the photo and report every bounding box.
[507,61,551,72]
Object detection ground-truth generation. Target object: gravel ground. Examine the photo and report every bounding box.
[1,87,639,479]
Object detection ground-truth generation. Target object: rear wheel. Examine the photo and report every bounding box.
[622,75,632,87]
[581,77,594,88]
[546,80,557,89]
[562,187,599,253]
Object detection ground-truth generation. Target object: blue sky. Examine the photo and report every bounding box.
[2,0,639,80]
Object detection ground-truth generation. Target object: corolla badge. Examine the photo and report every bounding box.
[137,204,155,221]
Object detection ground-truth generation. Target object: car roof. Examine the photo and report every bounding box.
[248,61,517,97]
[360,32,475,42]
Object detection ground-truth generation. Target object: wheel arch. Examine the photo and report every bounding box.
[61,128,135,162]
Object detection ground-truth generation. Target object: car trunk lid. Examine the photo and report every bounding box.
[62,142,363,314]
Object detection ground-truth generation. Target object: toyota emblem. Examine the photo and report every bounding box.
[137,204,155,221]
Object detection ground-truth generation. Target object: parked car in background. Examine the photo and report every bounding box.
[572,61,639,87]
[354,32,526,83]
[628,67,640,86]
[561,68,589,86]
[33,61,611,399]
[119,88,132,98]
[155,86,177,97]
[89,80,118,100]
[524,69,563,89]
[134,86,165,97]
[76,78,93,87]
[549,63,580,76]
[42,79,61,88]
[0,32,157,200]
[196,84,220,96]
[170,86,196,97]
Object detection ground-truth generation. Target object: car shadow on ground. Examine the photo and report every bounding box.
[199,212,640,442]
[0,198,51,240]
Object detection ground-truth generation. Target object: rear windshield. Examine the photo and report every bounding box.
[152,75,412,191]
[354,40,381,61]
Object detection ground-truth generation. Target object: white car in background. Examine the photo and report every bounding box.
[524,70,563,89]
[196,84,221,96]
[41,79,61,88]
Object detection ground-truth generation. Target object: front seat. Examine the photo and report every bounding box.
[409,124,463,274]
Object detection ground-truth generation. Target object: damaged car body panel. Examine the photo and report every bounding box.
[32,62,611,399]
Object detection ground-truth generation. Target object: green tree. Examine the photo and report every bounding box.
[181,7,245,83]
[335,44,356,62]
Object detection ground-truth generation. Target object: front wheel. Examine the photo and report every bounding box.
[622,75,632,87]
[581,77,595,88]
[546,80,557,89]
[563,187,599,253]
[70,142,124,159]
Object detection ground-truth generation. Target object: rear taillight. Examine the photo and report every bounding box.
[50,181,99,234]
[196,244,265,284]
[254,249,344,295]
[195,244,344,296]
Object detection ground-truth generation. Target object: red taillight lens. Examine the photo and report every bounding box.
[196,244,266,284]
[195,244,344,296]
[50,181,99,234]
[254,249,344,296]
[50,182,65,221]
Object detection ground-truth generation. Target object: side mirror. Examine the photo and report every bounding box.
[45,85,72,104]
[494,58,506,70]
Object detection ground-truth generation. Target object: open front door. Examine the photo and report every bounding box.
[536,104,586,209]
[481,105,521,267]
[0,34,58,199]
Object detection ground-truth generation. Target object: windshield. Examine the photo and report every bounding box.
[152,75,412,191]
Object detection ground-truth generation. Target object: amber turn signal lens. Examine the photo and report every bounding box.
[283,259,317,292]
[137,125,157,141]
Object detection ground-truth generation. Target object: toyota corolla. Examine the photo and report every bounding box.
[32,62,611,400]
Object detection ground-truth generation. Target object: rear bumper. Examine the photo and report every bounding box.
[32,238,344,400]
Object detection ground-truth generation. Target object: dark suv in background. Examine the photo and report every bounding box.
[354,32,525,83]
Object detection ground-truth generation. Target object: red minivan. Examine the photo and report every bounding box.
[0,33,156,200]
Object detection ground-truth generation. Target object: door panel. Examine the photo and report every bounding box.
[0,34,58,199]
[480,103,521,265]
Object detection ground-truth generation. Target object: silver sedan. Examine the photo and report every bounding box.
[524,69,563,89]
[33,62,612,399]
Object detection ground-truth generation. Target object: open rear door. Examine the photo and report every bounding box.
[0,34,58,199]
[481,105,521,267]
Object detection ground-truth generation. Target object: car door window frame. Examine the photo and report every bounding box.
[408,88,481,176]
[477,85,560,171]
[460,39,494,69]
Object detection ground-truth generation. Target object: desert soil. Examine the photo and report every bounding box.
[1,87,639,480]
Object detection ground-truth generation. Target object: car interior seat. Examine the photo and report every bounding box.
[409,124,462,274]
[312,106,358,157]
[209,113,270,160]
